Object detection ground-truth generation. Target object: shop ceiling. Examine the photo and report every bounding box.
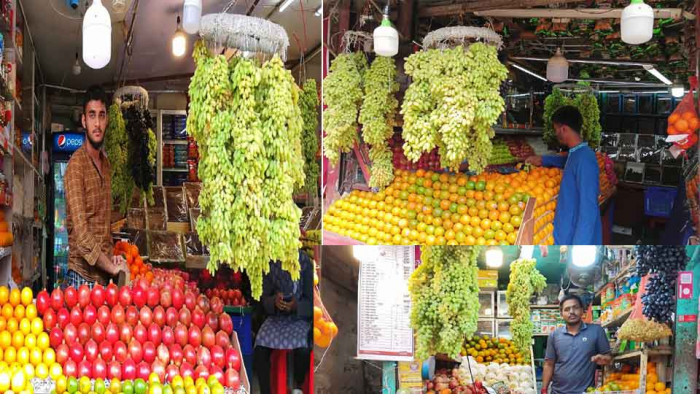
[25,0,322,91]
[332,0,696,86]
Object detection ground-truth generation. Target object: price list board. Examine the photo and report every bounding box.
[357,246,415,361]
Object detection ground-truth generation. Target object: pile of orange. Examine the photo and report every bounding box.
[668,110,699,150]
[324,168,561,245]
[461,335,526,365]
[114,241,153,282]
[596,152,615,202]
[313,306,338,348]
[0,286,62,384]
[600,363,671,393]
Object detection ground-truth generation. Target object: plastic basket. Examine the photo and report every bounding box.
[644,186,677,218]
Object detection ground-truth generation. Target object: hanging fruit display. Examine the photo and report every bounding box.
[506,258,546,362]
[401,43,508,172]
[187,41,303,300]
[105,103,134,215]
[543,87,602,149]
[299,79,320,196]
[124,106,157,205]
[359,56,399,189]
[323,52,367,165]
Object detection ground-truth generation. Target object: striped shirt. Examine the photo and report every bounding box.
[65,145,113,285]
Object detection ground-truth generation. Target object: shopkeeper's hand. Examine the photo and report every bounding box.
[274,293,286,312]
[283,297,297,313]
[591,354,611,366]
[113,255,127,272]
[525,155,543,166]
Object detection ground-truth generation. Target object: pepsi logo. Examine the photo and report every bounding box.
[57,135,67,148]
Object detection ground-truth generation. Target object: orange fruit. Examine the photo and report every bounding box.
[668,125,678,135]
[669,113,680,124]
[689,117,699,131]
[675,119,689,132]
[8,289,20,307]
[313,306,323,322]
[682,110,696,120]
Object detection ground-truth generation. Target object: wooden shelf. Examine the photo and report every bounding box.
[163,139,188,145]
[612,348,673,361]
[600,307,633,329]
[594,263,636,297]
[493,126,544,136]
[163,168,188,173]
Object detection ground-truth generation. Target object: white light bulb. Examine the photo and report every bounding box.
[83,0,112,69]
[172,32,187,57]
[373,14,399,57]
[621,0,654,45]
[572,246,597,267]
[485,247,504,268]
[182,0,202,34]
[546,48,568,83]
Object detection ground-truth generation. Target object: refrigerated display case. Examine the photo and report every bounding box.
[157,110,191,187]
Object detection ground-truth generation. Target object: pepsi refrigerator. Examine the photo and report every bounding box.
[47,132,85,290]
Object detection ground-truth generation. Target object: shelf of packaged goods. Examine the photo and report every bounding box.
[163,168,188,173]
[612,348,673,361]
[163,139,188,145]
[600,307,633,329]
[594,263,635,297]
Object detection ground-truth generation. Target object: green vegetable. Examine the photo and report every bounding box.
[299,79,320,196]
[105,103,134,214]
[401,44,508,172]
[187,40,303,300]
[506,258,546,362]
[323,52,367,165]
[408,246,481,359]
[359,56,399,189]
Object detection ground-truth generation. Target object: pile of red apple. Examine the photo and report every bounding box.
[505,138,535,161]
[204,288,248,308]
[36,271,242,389]
[390,134,442,171]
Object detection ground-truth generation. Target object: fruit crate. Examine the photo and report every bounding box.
[584,391,640,394]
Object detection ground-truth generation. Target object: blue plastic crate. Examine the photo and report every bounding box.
[231,313,253,355]
[644,186,677,218]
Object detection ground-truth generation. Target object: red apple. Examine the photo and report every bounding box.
[85,339,99,362]
[183,344,197,366]
[91,284,106,307]
[69,306,83,327]
[111,305,126,325]
[92,357,107,379]
[56,343,70,364]
[57,307,70,329]
[175,324,188,347]
[137,361,151,381]
[139,307,153,327]
[51,288,64,311]
[69,342,84,363]
[166,307,179,327]
[210,345,225,369]
[120,324,133,344]
[178,308,191,326]
[219,314,233,335]
[43,308,57,330]
[106,323,120,344]
[36,290,51,315]
[147,287,160,308]
[119,286,132,307]
[125,306,139,326]
[108,360,122,380]
[162,326,175,347]
[226,347,241,371]
[99,340,113,362]
[114,341,128,363]
[170,344,183,366]
[202,326,215,349]
[224,368,240,389]
[153,306,166,327]
[63,287,78,309]
[64,359,78,377]
[128,339,143,363]
[106,283,119,307]
[172,289,184,310]
[97,305,111,326]
[122,358,137,380]
[83,304,97,326]
[78,323,91,345]
[77,285,90,309]
[64,323,78,345]
[134,323,148,344]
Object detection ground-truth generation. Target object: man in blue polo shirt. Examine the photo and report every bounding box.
[526,106,602,244]
[542,294,611,394]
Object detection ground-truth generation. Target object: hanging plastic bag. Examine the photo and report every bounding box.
[313,286,338,348]
[618,274,672,342]
[666,77,699,153]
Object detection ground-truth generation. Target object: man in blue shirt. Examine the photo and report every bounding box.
[542,294,611,394]
[526,106,602,244]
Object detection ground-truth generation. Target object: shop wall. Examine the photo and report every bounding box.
[150,92,188,111]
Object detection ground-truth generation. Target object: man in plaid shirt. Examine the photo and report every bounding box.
[64,85,127,289]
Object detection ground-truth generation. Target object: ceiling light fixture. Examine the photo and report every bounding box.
[82,0,111,69]
[485,247,504,268]
[643,65,672,85]
[279,0,295,12]
[571,246,598,268]
[72,52,81,75]
[546,48,568,83]
[315,6,322,17]
[373,4,399,57]
[509,63,548,82]
[670,80,685,98]
[182,0,202,34]
[172,16,187,57]
[621,0,654,45]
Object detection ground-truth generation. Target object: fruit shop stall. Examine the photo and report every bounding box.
[314,245,700,393]
[321,0,698,246]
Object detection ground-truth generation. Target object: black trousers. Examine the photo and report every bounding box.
[254,346,311,394]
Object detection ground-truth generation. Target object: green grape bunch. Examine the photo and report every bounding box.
[323,52,367,164]
[543,88,601,148]
[408,246,482,360]
[187,40,303,299]
[401,44,508,172]
[506,258,546,362]
[105,103,134,215]
[299,79,320,196]
[359,56,399,189]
